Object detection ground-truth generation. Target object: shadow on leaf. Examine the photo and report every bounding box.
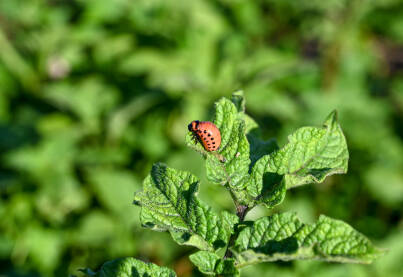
[255,237,299,255]
[247,135,278,169]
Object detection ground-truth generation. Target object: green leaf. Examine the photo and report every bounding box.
[246,110,348,207]
[185,95,251,204]
[189,251,239,276]
[231,90,247,115]
[232,212,384,267]
[233,91,284,208]
[133,163,238,251]
[80,257,176,277]
[247,155,286,209]
[207,98,250,191]
[185,95,348,211]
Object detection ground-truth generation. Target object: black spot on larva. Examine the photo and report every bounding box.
[204,130,207,133]
[211,137,214,140]
[208,133,211,136]
[212,142,215,145]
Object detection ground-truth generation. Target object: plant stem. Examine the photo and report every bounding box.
[236,205,248,221]
[224,204,249,259]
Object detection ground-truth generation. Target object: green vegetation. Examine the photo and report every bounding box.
[84,93,382,276]
[0,0,402,276]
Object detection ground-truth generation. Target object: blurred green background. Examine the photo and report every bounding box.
[0,0,402,276]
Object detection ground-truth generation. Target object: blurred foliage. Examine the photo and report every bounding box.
[0,0,402,276]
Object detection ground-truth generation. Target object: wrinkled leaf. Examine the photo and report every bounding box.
[186,96,251,204]
[133,163,238,251]
[206,98,250,191]
[269,111,348,189]
[246,111,348,208]
[189,251,239,276]
[81,257,176,277]
[232,212,384,267]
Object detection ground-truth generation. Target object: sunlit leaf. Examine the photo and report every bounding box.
[81,257,176,277]
[232,212,384,266]
[189,251,239,276]
[133,163,238,251]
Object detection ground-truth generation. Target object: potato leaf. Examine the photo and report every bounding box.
[133,163,238,251]
[189,251,239,276]
[80,257,176,277]
[232,212,384,266]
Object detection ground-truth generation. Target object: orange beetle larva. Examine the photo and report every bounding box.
[188,120,221,152]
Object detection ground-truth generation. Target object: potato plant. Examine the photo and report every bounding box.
[82,92,382,276]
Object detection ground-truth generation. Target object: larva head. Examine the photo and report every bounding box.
[188,120,199,132]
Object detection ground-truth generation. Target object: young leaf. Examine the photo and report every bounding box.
[80,257,176,277]
[189,251,239,276]
[231,90,247,115]
[186,96,251,204]
[133,163,238,251]
[246,111,348,208]
[232,212,384,267]
[208,98,250,191]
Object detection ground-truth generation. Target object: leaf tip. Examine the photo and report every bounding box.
[231,90,245,113]
[151,162,168,178]
[323,110,338,128]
